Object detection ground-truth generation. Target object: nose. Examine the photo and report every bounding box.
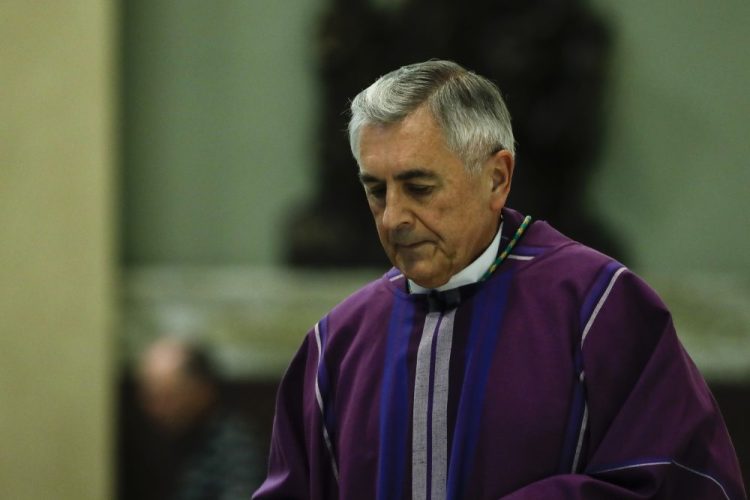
[381,191,414,232]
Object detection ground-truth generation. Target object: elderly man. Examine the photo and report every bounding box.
[254,61,744,499]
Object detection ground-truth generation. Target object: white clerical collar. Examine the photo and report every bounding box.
[408,221,504,294]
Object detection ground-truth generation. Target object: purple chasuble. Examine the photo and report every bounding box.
[253,208,746,500]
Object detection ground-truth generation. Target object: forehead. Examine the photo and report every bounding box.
[138,342,188,381]
[358,106,464,179]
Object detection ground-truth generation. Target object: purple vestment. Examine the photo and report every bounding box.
[254,208,746,499]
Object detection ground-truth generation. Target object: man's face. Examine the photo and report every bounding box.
[137,344,214,434]
[357,106,512,288]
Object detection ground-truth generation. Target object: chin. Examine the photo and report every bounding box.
[404,270,448,289]
[396,258,448,288]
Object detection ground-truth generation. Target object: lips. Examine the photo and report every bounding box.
[397,241,430,250]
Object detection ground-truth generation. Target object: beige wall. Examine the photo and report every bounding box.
[0,2,116,499]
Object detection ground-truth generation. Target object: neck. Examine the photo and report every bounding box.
[409,218,503,294]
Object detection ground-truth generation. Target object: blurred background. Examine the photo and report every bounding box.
[1,0,749,498]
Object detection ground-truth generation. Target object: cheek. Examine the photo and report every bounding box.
[428,210,471,254]
[369,206,384,228]
[373,217,385,236]
[418,206,451,240]
[367,208,381,229]
[373,220,395,252]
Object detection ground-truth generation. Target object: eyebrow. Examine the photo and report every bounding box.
[358,169,438,184]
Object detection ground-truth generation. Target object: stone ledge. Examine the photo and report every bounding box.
[121,266,750,382]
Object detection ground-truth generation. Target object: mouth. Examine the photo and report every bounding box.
[396,241,430,250]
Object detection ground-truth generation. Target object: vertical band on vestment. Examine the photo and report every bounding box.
[314,317,339,480]
[447,270,514,499]
[377,296,416,500]
[412,309,455,500]
[559,262,626,473]
[412,312,441,500]
[431,309,455,500]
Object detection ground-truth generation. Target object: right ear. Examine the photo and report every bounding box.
[488,149,514,212]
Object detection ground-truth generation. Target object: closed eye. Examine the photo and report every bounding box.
[406,184,434,197]
[365,185,386,200]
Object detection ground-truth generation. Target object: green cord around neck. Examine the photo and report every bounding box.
[479,215,533,282]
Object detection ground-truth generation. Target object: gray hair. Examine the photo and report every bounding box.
[348,60,515,173]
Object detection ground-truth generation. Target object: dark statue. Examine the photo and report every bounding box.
[285,0,626,267]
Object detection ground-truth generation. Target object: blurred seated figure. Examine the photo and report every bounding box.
[131,337,263,500]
